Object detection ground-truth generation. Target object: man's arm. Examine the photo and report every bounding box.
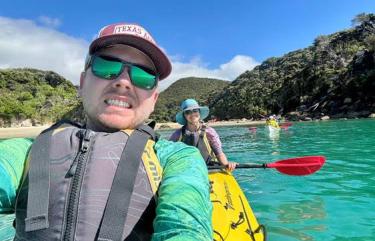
[152,140,212,241]
[0,138,32,213]
[0,138,32,241]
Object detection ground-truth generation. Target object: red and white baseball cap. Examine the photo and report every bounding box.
[89,23,172,80]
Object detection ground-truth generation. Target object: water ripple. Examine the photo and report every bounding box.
[158,120,375,240]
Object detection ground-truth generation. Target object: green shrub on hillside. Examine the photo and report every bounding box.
[209,13,375,119]
[151,77,229,121]
[0,68,80,126]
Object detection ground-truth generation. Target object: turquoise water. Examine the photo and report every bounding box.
[160,119,375,241]
[1,119,374,240]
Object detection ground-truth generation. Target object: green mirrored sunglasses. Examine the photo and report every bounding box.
[86,55,159,90]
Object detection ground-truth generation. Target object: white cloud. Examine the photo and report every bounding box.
[0,16,259,89]
[0,16,88,84]
[158,55,259,91]
[37,16,61,28]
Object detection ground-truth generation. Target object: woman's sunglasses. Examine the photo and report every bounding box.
[184,109,200,115]
[86,55,159,90]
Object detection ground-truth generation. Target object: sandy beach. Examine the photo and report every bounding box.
[0,126,51,139]
[0,120,265,139]
[156,120,266,130]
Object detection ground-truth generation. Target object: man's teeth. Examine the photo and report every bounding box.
[105,99,130,108]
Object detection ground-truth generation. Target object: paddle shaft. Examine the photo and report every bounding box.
[208,163,267,169]
[207,156,325,175]
[208,162,322,169]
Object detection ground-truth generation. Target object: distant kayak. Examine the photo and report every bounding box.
[248,127,258,133]
[266,125,280,133]
[279,122,293,130]
[209,170,266,241]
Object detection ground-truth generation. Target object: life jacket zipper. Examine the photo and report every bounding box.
[63,129,95,241]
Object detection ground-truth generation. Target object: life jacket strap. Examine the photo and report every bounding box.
[196,125,213,163]
[24,130,52,231]
[97,125,155,241]
[25,120,82,232]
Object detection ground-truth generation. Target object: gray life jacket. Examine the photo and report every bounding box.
[14,120,162,241]
[179,124,217,164]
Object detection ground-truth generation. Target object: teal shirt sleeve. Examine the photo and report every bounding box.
[152,139,213,241]
[0,138,32,212]
[0,138,32,241]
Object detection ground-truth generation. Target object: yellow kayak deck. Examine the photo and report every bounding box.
[209,170,266,241]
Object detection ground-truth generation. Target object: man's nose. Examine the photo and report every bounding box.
[112,66,132,89]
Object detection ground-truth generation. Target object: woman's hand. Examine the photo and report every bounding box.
[226,161,237,171]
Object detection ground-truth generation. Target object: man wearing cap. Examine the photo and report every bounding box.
[0,23,212,241]
[170,99,237,171]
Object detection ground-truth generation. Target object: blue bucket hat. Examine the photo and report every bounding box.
[175,99,209,125]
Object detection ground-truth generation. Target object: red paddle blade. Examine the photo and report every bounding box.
[280,122,293,129]
[267,156,325,176]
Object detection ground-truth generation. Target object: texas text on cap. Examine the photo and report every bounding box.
[89,23,172,80]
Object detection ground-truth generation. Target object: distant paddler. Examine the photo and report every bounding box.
[266,115,280,129]
[169,98,237,171]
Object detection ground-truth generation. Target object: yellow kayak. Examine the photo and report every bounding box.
[209,170,266,241]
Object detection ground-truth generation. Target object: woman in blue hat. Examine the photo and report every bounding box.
[169,99,237,171]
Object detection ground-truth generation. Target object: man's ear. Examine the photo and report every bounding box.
[79,72,86,88]
[78,72,85,96]
[153,91,159,102]
[149,91,159,113]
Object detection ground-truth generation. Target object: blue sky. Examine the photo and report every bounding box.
[0,0,374,89]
